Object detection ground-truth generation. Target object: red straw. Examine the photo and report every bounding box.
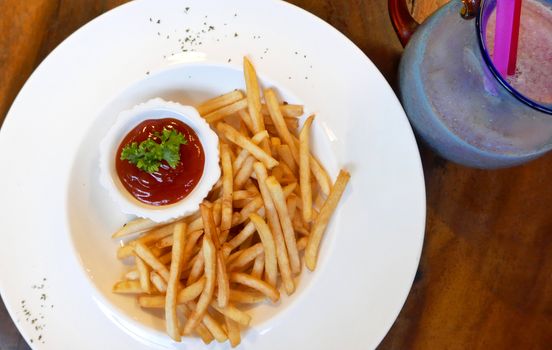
[493,0,523,76]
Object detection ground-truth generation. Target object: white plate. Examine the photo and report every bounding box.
[0,0,426,349]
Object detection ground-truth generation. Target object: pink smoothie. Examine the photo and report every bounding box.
[486,0,552,105]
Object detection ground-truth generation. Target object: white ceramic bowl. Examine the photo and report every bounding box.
[99,97,220,222]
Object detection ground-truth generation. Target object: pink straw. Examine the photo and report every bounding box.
[493,0,523,76]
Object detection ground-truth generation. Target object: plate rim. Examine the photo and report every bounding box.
[0,0,426,348]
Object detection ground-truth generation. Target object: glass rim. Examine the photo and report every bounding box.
[476,0,552,115]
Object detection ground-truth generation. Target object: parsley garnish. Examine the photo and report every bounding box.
[120,128,188,173]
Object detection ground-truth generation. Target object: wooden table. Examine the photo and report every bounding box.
[1,1,550,349]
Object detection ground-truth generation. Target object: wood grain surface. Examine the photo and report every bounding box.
[1,0,551,349]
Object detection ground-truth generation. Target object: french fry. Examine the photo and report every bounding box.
[199,309,228,343]
[135,224,175,245]
[270,137,281,156]
[230,212,244,227]
[155,235,173,249]
[236,196,264,224]
[239,119,250,136]
[226,249,243,266]
[292,135,332,196]
[134,243,170,282]
[186,252,204,286]
[261,103,304,118]
[232,190,257,201]
[165,222,187,341]
[229,290,266,304]
[124,270,139,280]
[265,176,301,274]
[238,110,255,134]
[180,230,203,267]
[210,302,252,326]
[113,280,142,294]
[150,245,168,258]
[218,123,278,169]
[287,195,298,222]
[233,130,268,171]
[238,234,254,251]
[243,57,264,133]
[182,231,217,335]
[300,115,315,223]
[116,223,175,259]
[244,57,272,166]
[225,317,241,348]
[253,162,295,295]
[112,218,162,238]
[188,216,203,232]
[279,160,297,181]
[313,192,326,213]
[201,203,219,246]
[184,302,227,342]
[227,243,264,272]
[202,204,230,308]
[264,115,299,132]
[181,303,214,344]
[233,155,255,190]
[305,170,350,270]
[116,245,134,259]
[249,213,278,287]
[221,144,234,231]
[219,228,230,245]
[251,253,265,279]
[278,144,298,175]
[150,272,167,292]
[216,255,230,308]
[197,90,244,115]
[138,277,205,308]
[135,255,152,294]
[204,98,248,124]
[225,221,256,252]
[265,88,299,163]
[283,182,297,196]
[229,273,280,302]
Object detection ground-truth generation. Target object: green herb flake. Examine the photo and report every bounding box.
[120,128,188,173]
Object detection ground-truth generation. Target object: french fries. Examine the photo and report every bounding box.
[182,224,217,335]
[204,98,248,124]
[253,161,295,295]
[111,57,350,346]
[112,218,161,238]
[165,222,186,341]
[265,176,301,274]
[229,273,280,302]
[300,115,315,223]
[135,255,151,293]
[225,317,241,348]
[249,213,277,287]
[305,170,350,270]
[220,144,234,231]
[265,88,299,163]
[197,90,244,115]
[138,277,205,308]
[218,123,278,169]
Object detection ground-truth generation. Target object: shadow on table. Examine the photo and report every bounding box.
[0,297,30,350]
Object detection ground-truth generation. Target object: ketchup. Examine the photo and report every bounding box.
[116,118,205,206]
